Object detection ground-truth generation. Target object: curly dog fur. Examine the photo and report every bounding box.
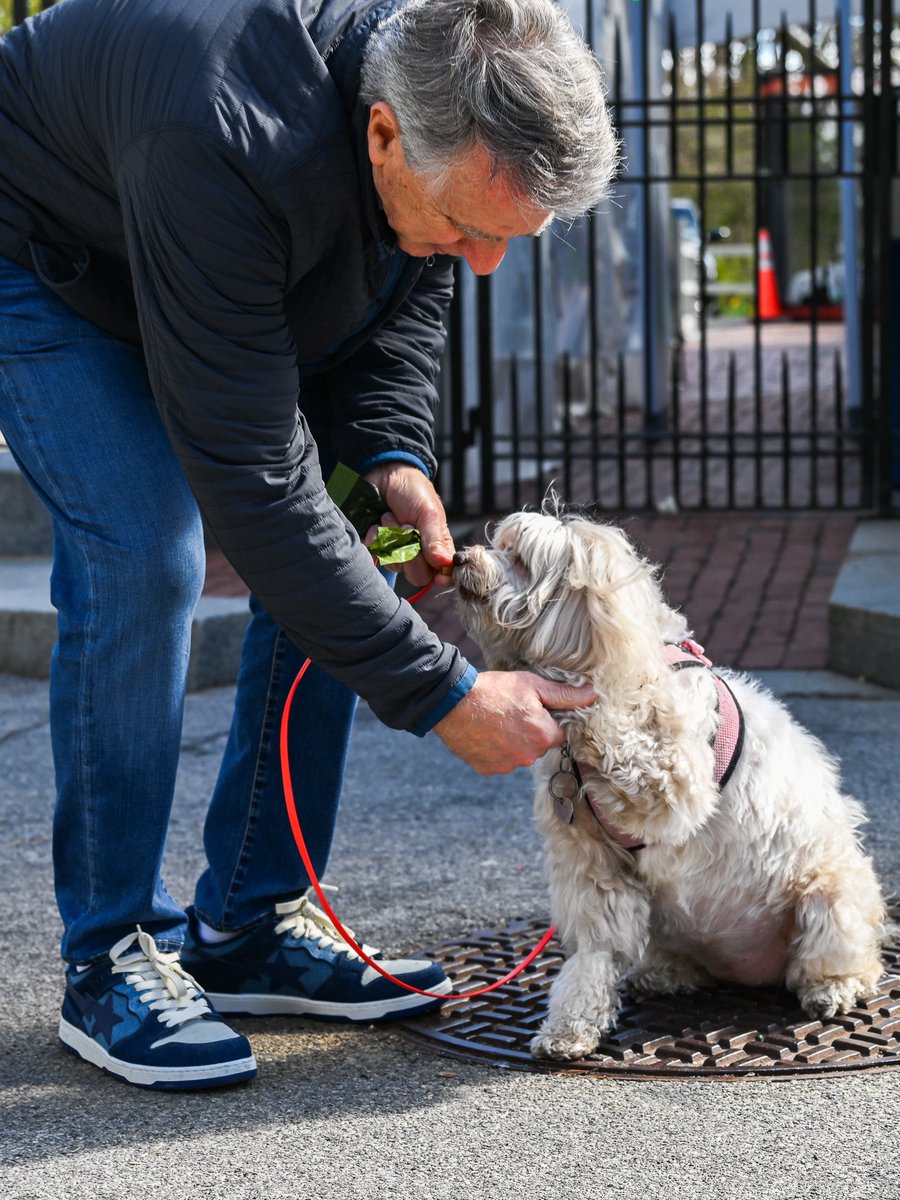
[453,503,888,1060]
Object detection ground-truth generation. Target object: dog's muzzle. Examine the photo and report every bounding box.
[452,549,487,602]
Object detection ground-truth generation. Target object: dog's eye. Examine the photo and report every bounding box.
[508,553,529,578]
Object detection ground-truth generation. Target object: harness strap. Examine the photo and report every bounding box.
[566,639,745,851]
[663,640,745,789]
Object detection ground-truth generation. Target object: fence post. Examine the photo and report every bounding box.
[476,275,495,514]
[878,0,898,510]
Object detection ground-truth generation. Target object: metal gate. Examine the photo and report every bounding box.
[435,0,900,516]
[6,0,898,515]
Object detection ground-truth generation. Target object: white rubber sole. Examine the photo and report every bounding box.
[58,1018,257,1089]
[205,977,453,1021]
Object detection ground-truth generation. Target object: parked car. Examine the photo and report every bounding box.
[671,197,721,291]
[671,197,725,332]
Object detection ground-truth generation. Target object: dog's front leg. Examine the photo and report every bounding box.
[531,947,625,1060]
[531,867,650,1061]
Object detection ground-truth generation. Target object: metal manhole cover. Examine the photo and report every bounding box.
[396,901,900,1077]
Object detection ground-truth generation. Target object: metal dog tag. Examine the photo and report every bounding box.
[549,768,579,825]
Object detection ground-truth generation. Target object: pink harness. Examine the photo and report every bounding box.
[556,639,745,851]
[663,638,745,790]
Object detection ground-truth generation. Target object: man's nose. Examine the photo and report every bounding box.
[461,239,508,276]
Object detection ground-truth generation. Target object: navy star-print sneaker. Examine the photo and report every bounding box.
[59,928,257,1090]
[180,893,452,1022]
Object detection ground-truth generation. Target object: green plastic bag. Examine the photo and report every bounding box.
[365,525,422,565]
[326,463,422,566]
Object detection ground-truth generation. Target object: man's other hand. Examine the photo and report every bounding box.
[433,672,597,774]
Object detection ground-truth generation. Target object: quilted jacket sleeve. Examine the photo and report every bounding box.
[325,255,455,478]
[115,127,470,731]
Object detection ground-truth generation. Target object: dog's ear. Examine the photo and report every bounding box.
[563,521,675,677]
[572,710,721,845]
[565,522,639,590]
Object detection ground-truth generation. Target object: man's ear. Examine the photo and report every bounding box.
[366,100,402,166]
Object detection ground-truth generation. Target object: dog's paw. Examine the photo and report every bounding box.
[530,1022,603,1061]
[799,976,880,1019]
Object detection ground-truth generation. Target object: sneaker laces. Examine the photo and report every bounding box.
[109,927,211,1028]
[274,890,380,962]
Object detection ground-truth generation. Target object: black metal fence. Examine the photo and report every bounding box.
[6,0,898,515]
[435,0,900,516]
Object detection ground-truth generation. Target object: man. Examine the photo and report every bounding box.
[0,0,617,1089]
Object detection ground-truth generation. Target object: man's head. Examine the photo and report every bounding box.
[361,0,618,273]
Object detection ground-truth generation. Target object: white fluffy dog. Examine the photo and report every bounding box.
[453,504,887,1061]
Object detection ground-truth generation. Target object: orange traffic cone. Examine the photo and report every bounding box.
[757,228,782,320]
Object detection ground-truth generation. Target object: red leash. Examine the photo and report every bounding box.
[279,579,556,1000]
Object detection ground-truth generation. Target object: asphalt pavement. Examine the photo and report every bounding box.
[1,668,899,1200]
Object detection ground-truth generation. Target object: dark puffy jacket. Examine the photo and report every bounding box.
[0,0,474,733]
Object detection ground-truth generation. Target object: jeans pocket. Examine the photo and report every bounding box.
[27,239,141,345]
[28,240,92,290]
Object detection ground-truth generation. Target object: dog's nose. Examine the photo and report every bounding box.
[452,550,470,569]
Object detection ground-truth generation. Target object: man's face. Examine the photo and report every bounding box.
[367,102,552,276]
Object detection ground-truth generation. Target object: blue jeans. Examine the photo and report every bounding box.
[0,255,358,962]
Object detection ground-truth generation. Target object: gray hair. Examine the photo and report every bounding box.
[359,0,619,221]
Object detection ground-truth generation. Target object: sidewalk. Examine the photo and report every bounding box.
[1,665,899,1198]
[4,509,899,1198]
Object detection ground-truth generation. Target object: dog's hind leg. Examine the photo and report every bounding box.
[626,939,713,997]
[787,870,886,1019]
[531,874,650,1061]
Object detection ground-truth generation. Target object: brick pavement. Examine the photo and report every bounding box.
[204,509,857,672]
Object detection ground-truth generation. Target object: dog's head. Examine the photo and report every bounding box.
[453,504,687,683]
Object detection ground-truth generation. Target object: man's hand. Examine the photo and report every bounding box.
[363,463,454,588]
[433,672,597,775]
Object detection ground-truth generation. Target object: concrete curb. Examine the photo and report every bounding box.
[0,558,249,690]
[828,520,900,690]
[0,449,53,556]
